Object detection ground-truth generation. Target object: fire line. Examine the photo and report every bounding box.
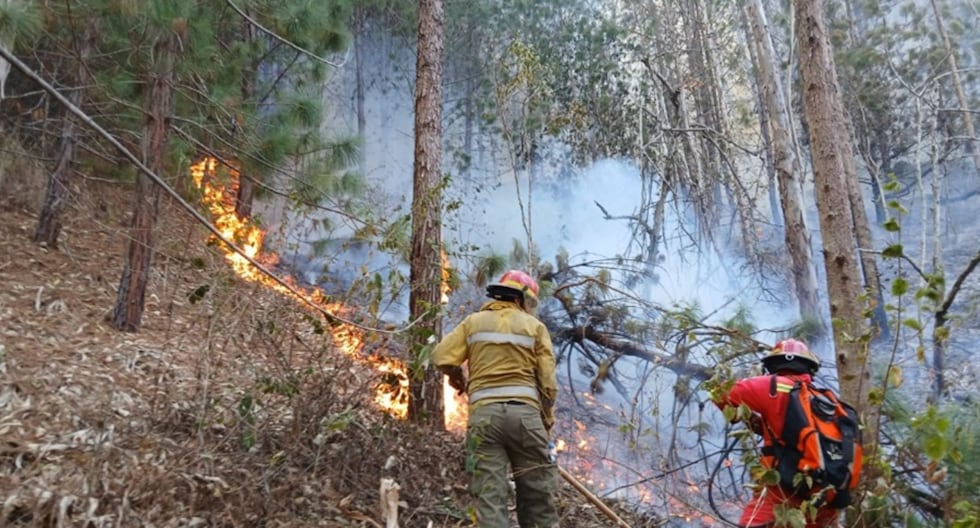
[190,157,415,417]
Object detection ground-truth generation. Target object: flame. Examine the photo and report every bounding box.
[440,249,451,305]
[437,250,470,431]
[443,378,468,431]
[190,157,409,418]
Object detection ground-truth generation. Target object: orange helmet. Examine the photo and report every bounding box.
[487,270,539,306]
[761,338,820,374]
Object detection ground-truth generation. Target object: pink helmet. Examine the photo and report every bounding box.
[761,338,820,374]
[493,270,539,300]
[486,270,540,311]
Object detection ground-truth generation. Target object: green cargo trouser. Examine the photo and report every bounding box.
[466,401,558,528]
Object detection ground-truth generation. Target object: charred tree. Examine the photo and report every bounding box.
[233,6,257,220]
[110,29,180,332]
[407,0,445,426]
[34,19,99,248]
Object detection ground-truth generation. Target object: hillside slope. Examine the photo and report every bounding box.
[0,182,660,527]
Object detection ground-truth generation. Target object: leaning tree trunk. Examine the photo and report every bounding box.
[929,0,980,173]
[34,19,99,248]
[794,0,878,474]
[407,0,445,426]
[841,134,890,342]
[746,0,827,343]
[110,32,178,332]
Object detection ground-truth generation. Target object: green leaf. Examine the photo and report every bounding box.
[923,434,948,461]
[882,244,904,258]
[901,317,921,330]
[886,200,909,214]
[883,218,901,232]
[761,468,781,486]
[892,277,909,296]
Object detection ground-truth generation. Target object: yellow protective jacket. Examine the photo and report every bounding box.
[432,299,557,427]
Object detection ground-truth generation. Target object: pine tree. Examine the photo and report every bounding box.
[408,0,445,425]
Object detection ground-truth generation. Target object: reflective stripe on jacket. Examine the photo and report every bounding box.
[720,372,813,468]
[431,300,557,421]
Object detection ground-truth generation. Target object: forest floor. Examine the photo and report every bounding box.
[0,179,665,527]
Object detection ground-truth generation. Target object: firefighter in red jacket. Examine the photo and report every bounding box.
[432,270,558,528]
[714,338,839,528]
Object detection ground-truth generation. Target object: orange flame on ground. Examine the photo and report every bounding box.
[190,157,409,418]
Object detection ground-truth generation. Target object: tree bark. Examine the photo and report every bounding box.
[794,0,877,450]
[407,0,445,426]
[34,19,99,248]
[110,32,179,332]
[842,131,890,342]
[353,7,366,167]
[929,0,980,174]
[234,7,257,219]
[747,0,827,343]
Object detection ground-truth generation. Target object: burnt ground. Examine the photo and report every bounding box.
[0,179,664,527]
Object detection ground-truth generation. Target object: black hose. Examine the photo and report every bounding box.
[707,428,773,528]
[708,432,744,527]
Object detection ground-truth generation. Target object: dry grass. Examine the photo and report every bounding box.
[0,178,662,527]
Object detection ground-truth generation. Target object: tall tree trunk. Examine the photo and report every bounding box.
[794,0,877,473]
[234,8,257,219]
[929,0,980,173]
[740,4,781,226]
[747,0,827,343]
[842,131,890,342]
[34,19,99,248]
[110,32,179,332]
[353,8,366,168]
[408,0,445,426]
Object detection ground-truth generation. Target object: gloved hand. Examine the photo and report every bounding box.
[445,366,467,395]
[542,412,555,433]
[749,413,764,435]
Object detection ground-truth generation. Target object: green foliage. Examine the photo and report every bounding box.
[237,393,257,450]
[0,0,42,43]
[722,305,755,336]
[474,252,507,286]
[884,397,980,525]
[771,500,808,527]
[882,243,904,258]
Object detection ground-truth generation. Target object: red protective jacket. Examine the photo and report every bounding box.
[718,373,839,528]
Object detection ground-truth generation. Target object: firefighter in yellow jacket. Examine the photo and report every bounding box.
[432,270,559,528]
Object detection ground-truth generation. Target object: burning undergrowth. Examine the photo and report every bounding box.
[0,176,664,526]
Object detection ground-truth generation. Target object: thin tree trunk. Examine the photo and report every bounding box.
[842,130,890,341]
[110,32,179,332]
[929,135,946,400]
[353,7,366,168]
[234,8,257,219]
[748,0,827,342]
[929,0,980,173]
[34,19,99,248]
[794,0,877,466]
[740,4,781,226]
[408,0,445,426]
